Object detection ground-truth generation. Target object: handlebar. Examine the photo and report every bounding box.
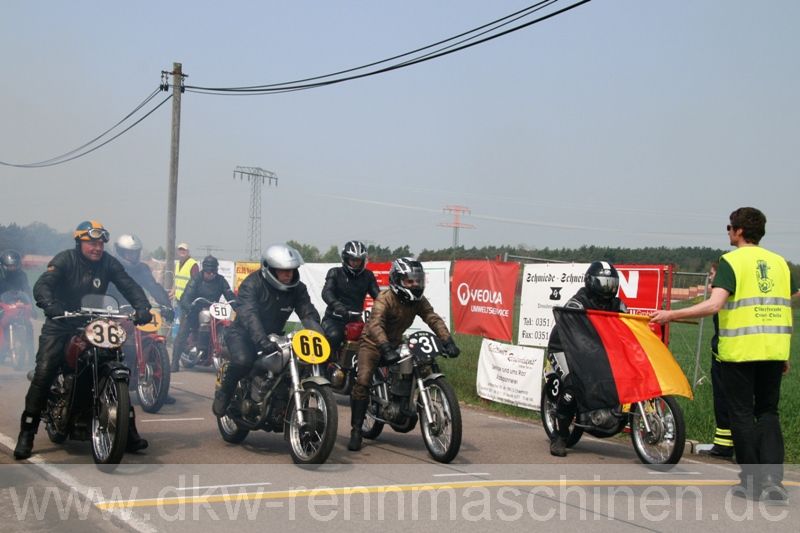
[53,309,132,321]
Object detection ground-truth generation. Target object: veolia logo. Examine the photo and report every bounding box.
[457,282,504,306]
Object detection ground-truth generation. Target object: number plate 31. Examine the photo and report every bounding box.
[85,318,127,348]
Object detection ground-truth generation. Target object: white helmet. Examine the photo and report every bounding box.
[114,234,143,265]
[261,243,304,291]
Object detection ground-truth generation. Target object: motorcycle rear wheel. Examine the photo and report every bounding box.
[540,377,584,448]
[419,377,462,463]
[217,414,250,444]
[630,396,685,467]
[138,342,171,413]
[91,377,130,470]
[287,383,337,464]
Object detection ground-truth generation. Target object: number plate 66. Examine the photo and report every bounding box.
[85,318,126,348]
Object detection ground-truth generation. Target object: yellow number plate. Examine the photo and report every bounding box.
[137,309,163,333]
[291,329,331,365]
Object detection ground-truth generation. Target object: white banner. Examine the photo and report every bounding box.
[476,338,544,410]
[517,263,589,347]
[291,261,451,332]
[218,260,236,301]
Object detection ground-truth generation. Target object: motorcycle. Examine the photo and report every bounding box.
[121,305,172,413]
[179,297,233,371]
[42,294,134,469]
[216,329,338,464]
[327,310,364,395]
[362,331,462,463]
[541,351,686,466]
[0,290,35,370]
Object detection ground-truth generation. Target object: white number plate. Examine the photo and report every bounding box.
[209,302,233,320]
[85,319,126,348]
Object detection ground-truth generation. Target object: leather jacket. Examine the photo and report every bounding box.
[179,272,236,313]
[321,266,380,320]
[362,288,451,350]
[108,259,171,308]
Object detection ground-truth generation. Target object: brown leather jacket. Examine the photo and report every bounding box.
[362,289,451,349]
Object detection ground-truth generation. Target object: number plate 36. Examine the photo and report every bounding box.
[85,318,126,348]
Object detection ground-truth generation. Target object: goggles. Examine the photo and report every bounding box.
[80,228,110,242]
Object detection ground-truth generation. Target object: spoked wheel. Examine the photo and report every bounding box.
[540,379,583,448]
[419,377,462,463]
[137,342,171,413]
[91,377,130,469]
[217,414,250,444]
[361,372,385,440]
[287,383,337,464]
[630,396,686,467]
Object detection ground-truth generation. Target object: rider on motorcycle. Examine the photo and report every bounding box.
[547,261,627,457]
[173,255,236,372]
[348,257,460,452]
[0,250,35,356]
[13,221,153,460]
[321,240,380,352]
[213,243,322,417]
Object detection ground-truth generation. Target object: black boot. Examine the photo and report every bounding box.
[348,398,368,451]
[550,415,571,458]
[14,412,40,460]
[212,363,240,417]
[126,408,148,453]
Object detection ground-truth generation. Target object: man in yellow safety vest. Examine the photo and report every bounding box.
[651,207,797,504]
[170,243,198,371]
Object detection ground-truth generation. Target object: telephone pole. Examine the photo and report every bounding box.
[234,166,278,260]
[163,62,186,293]
[438,205,474,248]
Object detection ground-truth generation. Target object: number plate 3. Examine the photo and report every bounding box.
[85,318,127,348]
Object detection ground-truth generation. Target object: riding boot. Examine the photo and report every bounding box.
[212,363,242,417]
[348,398,368,451]
[126,407,149,452]
[550,414,571,458]
[14,411,40,460]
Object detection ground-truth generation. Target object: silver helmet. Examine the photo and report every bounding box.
[114,234,143,265]
[261,243,304,291]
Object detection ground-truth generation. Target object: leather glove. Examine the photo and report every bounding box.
[442,338,460,358]
[379,342,399,365]
[44,302,66,319]
[333,303,348,318]
[133,308,153,326]
[228,300,239,311]
[259,340,280,355]
[161,306,175,323]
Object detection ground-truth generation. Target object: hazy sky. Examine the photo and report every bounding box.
[2,1,798,262]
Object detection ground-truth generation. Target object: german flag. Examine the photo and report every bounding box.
[552,308,692,411]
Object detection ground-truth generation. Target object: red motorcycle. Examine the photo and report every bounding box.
[0,290,35,370]
[326,311,364,395]
[179,298,233,371]
[121,305,172,413]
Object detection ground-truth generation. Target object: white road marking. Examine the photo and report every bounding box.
[648,471,701,475]
[432,473,490,478]
[140,417,205,423]
[176,481,273,492]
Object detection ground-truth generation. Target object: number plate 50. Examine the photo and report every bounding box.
[85,319,126,348]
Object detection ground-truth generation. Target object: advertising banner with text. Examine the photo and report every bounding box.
[451,260,519,342]
[476,338,544,410]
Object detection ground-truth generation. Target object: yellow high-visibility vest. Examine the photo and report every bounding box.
[174,257,198,301]
[717,246,792,362]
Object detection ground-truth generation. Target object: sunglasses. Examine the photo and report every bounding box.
[726,225,735,231]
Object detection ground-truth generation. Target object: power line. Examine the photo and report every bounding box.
[185,0,591,96]
[0,88,168,168]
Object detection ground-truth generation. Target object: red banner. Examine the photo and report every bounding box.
[451,260,519,342]
[616,264,671,341]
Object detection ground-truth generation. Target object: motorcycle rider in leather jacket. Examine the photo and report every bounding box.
[0,250,35,354]
[213,243,322,417]
[547,261,627,457]
[347,257,459,451]
[172,255,236,372]
[321,241,380,352]
[14,221,153,460]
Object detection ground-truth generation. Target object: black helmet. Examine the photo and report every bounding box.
[0,250,22,272]
[114,234,142,265]
[202,255,219,273]
[260,243,304,291]
[341,240,368,276]
[389,257,425,303]
[585,261,620,301]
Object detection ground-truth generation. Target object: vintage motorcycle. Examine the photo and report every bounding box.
[216,329,338,465]
[179,297,233,371]
[0,290,35,370]
[42,295,134,469]
[121,305,172,413]
[541,351,686,466]
[362,331,462,463]
[327,310,364,395]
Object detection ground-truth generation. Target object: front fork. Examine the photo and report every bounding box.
[288,357,305,426]
[635,400,653,434]
[416,376,435,427]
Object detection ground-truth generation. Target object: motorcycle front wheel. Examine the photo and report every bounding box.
[630,396,686,466]
[217,414,250,444]
[91,377,130,469]
[287,383,337,464]
[362,372,385,440]
[419,377,462,463]
[138,342,171,413]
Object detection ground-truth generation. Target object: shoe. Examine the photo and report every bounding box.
[702,444,734,458]
[212,390,231,417]
[348,428,363,451]
[348,398,368,451]
[549,436,567,457]
[164,396,177,405]
[730,480,760,501]
[13,412,39,460]
[760,483,789,505]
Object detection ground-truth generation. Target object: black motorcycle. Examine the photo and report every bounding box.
[362,331,462,463]
[42,295,134,469]
[216,329,338,464]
